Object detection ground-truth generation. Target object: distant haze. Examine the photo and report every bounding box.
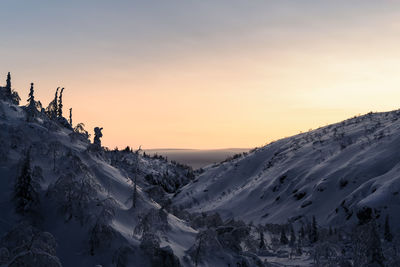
[145,148,250,169]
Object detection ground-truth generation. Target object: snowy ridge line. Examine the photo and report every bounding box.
[174,109,400,228]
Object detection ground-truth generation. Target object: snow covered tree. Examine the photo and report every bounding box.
[193,233,204,267]
[44,86,68,127]
[299,226,305,240]
[73,123,90,139]
[26,83,38,122]
[14,149,39,217]
[93,127,103,148]
[89,201,116,255]
[6,72,11,92]
[0,222,61,267]
[188,229,222,266]
[313,242,341,266]
[352,220,385,267]
[0,72,19,104]
[69,108,72,126]
[57,87,64,117]
[45,87,59,119]
[3,72,12,99]
[47,171,99,225]
[310,216,318,243]
[280,227,288,245]
[49,142,59,172]
[11,90,20,105]
[27,83,35,107]
[369,220,385,266]
[134,208,170,236]
[295,239,303,256]
[139,232,180,267]
[289,224,296,247]
[132,147,141,208]
[259,229,266,249]
[54,88,58,114]
[384,215,393,243]
[139,232,161,256]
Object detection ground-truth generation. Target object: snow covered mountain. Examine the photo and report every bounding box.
[173,110,400,228]
[0,98,200,266]
[0,82,269,267]
[1,77,400,266]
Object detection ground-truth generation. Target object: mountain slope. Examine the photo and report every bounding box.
[2,87,400,266]
[0,97,268,267]
[0,100,198,266]
[173,110,400,227]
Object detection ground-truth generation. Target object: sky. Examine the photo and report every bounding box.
[2,1,400,149]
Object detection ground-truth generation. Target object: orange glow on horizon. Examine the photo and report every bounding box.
[3,1,400,149]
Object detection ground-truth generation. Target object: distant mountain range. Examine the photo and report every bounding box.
[144,148,250,169]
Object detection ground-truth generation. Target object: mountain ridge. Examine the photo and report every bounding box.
[173,109,400,228]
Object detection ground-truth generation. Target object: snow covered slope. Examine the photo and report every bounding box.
[3,87,400,266]
[173,110,400,227]
[0,97,268,267]
[0,100,198,266]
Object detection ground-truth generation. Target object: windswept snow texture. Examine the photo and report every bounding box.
[174,110,400,227]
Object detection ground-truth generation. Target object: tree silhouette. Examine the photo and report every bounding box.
[45,87,59,119]
[280,227,288,245]
[27,83,35,107]
[289,224,296,247]
[26,83,37,121]
[53,87,59,118]
[14,149,39,216]
[259,229,266,249]
[69,108,72,126]
[310,216,318,243]
[5,72,11,96]
[93,127,103,148]
[57,87,64,117]
[74,123,90,139]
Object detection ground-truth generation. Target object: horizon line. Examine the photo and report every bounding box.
[143,147,252,151]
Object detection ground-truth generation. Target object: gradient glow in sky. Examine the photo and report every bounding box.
[2,1,400,149]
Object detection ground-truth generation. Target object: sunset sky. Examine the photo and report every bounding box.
[2,1,400,149]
